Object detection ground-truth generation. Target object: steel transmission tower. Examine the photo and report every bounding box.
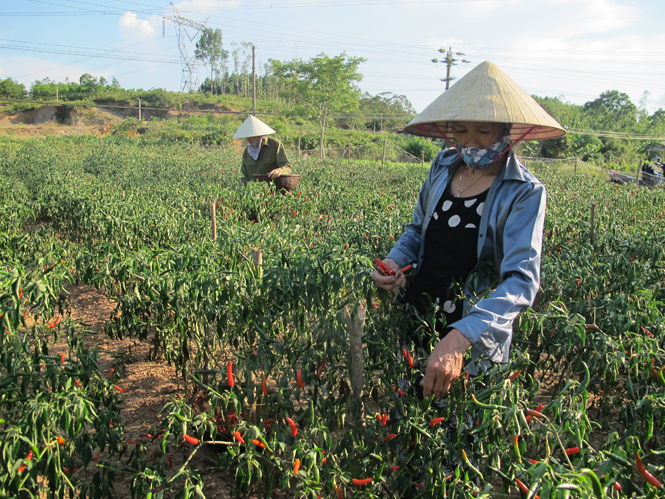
[432,47,470,90]
[163,3,208,92]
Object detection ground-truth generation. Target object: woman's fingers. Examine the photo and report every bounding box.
[370,270,400,292]
[422,330,472,397]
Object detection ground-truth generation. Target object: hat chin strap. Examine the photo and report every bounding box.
[431,124,537,160]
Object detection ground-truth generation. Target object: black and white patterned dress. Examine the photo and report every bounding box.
[402,182,488,346]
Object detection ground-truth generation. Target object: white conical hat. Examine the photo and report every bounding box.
[233,115,276,139]
[403,61,566,141]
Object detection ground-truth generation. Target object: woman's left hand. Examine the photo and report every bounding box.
[267,169,281,179]
[421,329,472,398]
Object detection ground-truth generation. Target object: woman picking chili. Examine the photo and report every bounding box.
[371,61,565,399]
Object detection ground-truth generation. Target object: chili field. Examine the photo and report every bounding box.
[1,135,665,498]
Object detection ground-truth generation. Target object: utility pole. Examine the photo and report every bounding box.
[432,47,470,90]
[252,45,256,115]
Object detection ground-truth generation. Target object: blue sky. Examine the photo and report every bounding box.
[1,0,664,113]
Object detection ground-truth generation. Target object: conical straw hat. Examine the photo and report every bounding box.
[233,115,276,139]
[403,61,566,141]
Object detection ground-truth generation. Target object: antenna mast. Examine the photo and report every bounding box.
[164,3,208,92]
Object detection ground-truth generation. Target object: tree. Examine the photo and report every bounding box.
[583,90,638,131]
[0,78,26,99]
[272,52,365,159]
[194,28,228,95]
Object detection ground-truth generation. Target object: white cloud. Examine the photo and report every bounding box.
[119,11,157,39]
[546,0,639,37]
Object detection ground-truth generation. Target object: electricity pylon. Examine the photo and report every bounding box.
[163,3,208,92]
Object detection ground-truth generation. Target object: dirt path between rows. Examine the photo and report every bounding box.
[51,283,236,498]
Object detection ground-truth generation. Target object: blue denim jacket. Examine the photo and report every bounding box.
[387,148,546,368]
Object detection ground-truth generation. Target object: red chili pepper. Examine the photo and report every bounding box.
[414,483,425,491]
[382,413,388,426]
[57,436,65,446]
[227,362,234,388]
[183,434,199,445]
[565,447,580,456]
[636,452,662,488]
[59,353,65,365]
[297,368,304,389]
[528,458,538,465]
[375,258,396,276]
[337,486,343,499]
[252,439,266,448]
[18,288,22,299]
[508,370,522,382]
[430,417,445,427]
[293,458,301,474]
[614,481,622,491]
[515,478,528,494]
[286,417,298,437]
[384,433,397,441]
[322,450,326,465]
[526,409,544,419]
[74,379,82,388]
[396,388,406,396]
[352,478,372,486]
[390,465,400,473]
[114,385,125,393]
[18,465,26,473]
[106,368,115,377]
[26,451,33,461]
[262,376,268,396]
[142,433,154,439]
[317,359,326,378]
[233,431,245,444]
[407,352,414,369]
[400,264,412,273]
[47,317,60,329]
[124,440,137,445]
[168,454,173,468]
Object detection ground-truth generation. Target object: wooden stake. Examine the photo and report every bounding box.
[344,304,366,401]
[590,203,596,246]
[122,190,125,199]
[211,199,217,241]
[421,150,424,166]
[251,248,262,279]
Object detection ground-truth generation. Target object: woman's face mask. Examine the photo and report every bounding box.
[452,123,511,170]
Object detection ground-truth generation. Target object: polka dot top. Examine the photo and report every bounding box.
[403,182,488,323]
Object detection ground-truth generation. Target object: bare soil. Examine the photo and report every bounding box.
[50,283,235,498]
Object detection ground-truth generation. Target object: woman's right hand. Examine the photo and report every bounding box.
[370,258,407,293]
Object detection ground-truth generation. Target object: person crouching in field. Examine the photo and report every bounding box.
[234,115,292,186]
[371,61,566,400]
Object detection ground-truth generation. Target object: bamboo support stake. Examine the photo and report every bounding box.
[590,203,596,246]
[211,199,217,241]
[344,304,366,401]
[122,190,125,199]
[251,248,262,279]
